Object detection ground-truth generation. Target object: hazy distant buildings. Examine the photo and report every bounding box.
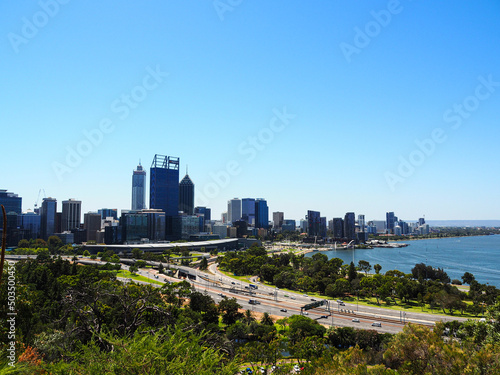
[132,162,146,210]
[228,198,242,224]
[179,173,194,215]
[255,199,269,229]
[241,198,255,225]
[40,197,57,240]
[62,199,81,232]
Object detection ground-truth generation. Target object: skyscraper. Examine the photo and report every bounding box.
[255,199,269,229]
[386,212,395,234]
[307,210,321,237]
[241,198,255,225]
[179,173,194,215]
[227,198,241,224]
[40,197,57,240]
[0,189,22,228]
[273,212,284,230]
[84,212,101,242]
[132,162,146,210]
[150,155,179,216]
[344,212,356,241]
[358,214,366,232]
[62,199,81,232]
[332,218,344,239]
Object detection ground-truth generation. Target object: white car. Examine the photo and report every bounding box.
[352,318,360,323]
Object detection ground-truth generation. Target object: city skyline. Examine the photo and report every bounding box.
[2,2,499,221]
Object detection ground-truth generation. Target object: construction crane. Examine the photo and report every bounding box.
[34,189,46,210]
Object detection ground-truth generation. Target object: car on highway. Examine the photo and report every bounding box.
[372,322,382,327]
[293,364,301,372]
[339,302,345,306]
[303,294,308,297]
[303,311,308,315]
[290,296,296,300]
[352,318,360,323]
[231,281,236,284]
[280,308,288,312]
[310,298,317,301]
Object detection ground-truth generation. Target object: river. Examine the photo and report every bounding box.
[305,235,500,287]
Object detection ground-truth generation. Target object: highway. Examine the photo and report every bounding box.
[6,255,470,334]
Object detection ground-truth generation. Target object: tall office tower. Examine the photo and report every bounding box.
[386,212,395,234]
[132,162,146,210]
[241,198,255,225]
[61,199,82,232]
[194,206,211,222]
[273,212,284,230]
[40,197,57,240]
[332,218,344,239]
[98,208,118,221]
[320,217,327,237]
[282,219,296,232]
[21,210,41,240]
[344,212,356,240]
[0,189,22,227]
[307,210,321,237]
[418,217,425,226]
[227,198,241,224]
[300,219,308,232]
[179,173,194,215]
[150,155,180,216]
[358,214,366,232]
[84,212,102,242]
[255,199,269,229]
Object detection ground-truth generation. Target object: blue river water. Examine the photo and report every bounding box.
[305,235,500,288]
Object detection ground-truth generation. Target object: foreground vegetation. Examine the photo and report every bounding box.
[1,249,500,373]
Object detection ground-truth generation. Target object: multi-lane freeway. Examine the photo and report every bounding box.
[6,255,470,334]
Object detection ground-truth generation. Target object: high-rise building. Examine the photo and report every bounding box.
[227,198,241,224]
[21,210,40,240]
[282,219,296,232]
[0,189,22,217]
[320,217,327,237]
[84,212,102,242]
[386,212,395,234]
[0,190,22,245]
[307,210,321,237]
[132,162,146,211]
[40,197,57,240]
[273,212,284,230]
[358,214,365,232]
[255,199,269,229]
[344,212,356,241]
[62,199,81,232]
[98,208,118,221]
[194,206,211,222]
[179,173,194,215]
[241,198,255,225]
[332,218,344,239]
[150,154,180,216]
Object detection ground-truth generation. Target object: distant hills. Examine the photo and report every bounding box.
[427,220,500,227]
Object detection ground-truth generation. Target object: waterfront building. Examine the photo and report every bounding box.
[61,199,81,232]
[320,216,327,237]
[386,212,396,234]
[358,214,366,232]
[132,162,146,210]
[307,210,321,237]
[179,173,194,215]
[332,217,344,239]
[255,199,269,229]
[344,212,356,241]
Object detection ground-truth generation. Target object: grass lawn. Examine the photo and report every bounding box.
[116,270,164,286]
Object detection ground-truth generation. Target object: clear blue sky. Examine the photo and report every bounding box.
[1,0,499,222]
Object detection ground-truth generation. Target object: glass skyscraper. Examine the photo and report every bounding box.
[344,212,356,241]
[307,210,321,237]
[241,198,255,225]
[132,162,146,210]
[0,189,22,227]
[40,197,57,240]
[255,198,269,229]
[179,173,194,215]
[150,155,179,217]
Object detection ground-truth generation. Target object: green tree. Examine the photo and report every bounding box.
[374,264,382,274]
[18,239,30,248]
[218,297,243,325]
[348,261,357,281]
[358,260,372,276]
[83,250,90,257]
[131,248,143,259]
[48,235,63,254]
[199,256,208,270]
